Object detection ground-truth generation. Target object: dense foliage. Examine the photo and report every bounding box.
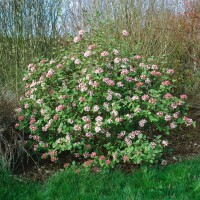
[15,30,195,171]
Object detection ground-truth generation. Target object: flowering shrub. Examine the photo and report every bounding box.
[15,29,195,171]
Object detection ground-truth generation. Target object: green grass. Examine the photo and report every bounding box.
[1,157,200,200]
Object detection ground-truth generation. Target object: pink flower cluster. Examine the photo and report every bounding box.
[46,69,54,78]
[101,51,109,57]
[122,30,129,36]
[103,78,115,86]
[183,116,193,126]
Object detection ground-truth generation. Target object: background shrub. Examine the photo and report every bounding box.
[15,30,195,171]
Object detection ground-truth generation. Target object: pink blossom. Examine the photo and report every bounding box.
[122,30,129,36]
[74,36,80,43]
[140,75,147,79]
[27,63,34,70]
[162,80,171,86]
[130,66,136,72]
[74,59,81,64]
[92,81,99,87]
[95,126,101,133]
[15,108,22,113]
[118,131,126,139]
[142,94,149,101]
[117,82,124,87]
[29,118,36,125]
[91,152,96,158]
[99,155,105,160]
[114,57,121,63]
[113,49,119,55]
[136,82,143,87]
[18,116,24,121]
[56,64,63,69]
[53,115,59,120]
[79,97,85,102]
[145,78,151,84]
[78,30,84,35]
[86,144,91,149]
[78,82,88,92]
[71,56,75,61]
[84,51,92,57]
[88,91,93,96]
[103,102,109,108]
[135,108,141,113]
[162,140,169,146]
[24,104,29,109]
[133,55,141,60]
[40,59,47,64]
[149,98,157,104]
[150,142,156,149]
[103,78,115,86]
[121,69,129,75]
[86,132,93,138]
[33,144,38,151]
[183,116,193,126]
[74,125,81,131]
[139,119,147,127]
[173,112,179,119]
[151,64,158,70]
[123,155,129,162]
[36,99,43,104]
[113,152,118,160]
[63,163,69,168]
[95,67,104,74]
[157,112,164,117]
[106,132,111,137]
[67,119,74,124]
[88,44,96,50]
[115,117,123,123]
[83,160,93,167]
[171,103,177,109]
[46,69,55,78]
[15,123,20,128]
[41,153,47,159]
[22,76,28,81]
[82,116,90,123]
[165,115,171,121]
[125,137,132,146]
[177,100,183,106]
[131,95,139,101]
[101,51,109,57]
[74,153,80,157]
[50,60,55,64]
[56,105,64,112]
[83,124,91,130]
[84,106,90,112]
[66,135,71,142]
[51,157,57,162]
[180,94,188,99]
[93,105,99,112]
[170,122,177,129]
[167,69,174,74]
[164,93,174,99]
[122,58,129,63]
[105,159,111,165]
[83,152,89,158]
[59,95,66,99]
[151,70,162,76]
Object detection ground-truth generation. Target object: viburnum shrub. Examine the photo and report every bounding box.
[15,29,195,172]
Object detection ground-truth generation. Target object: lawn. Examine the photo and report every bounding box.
[1,156,200,200]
